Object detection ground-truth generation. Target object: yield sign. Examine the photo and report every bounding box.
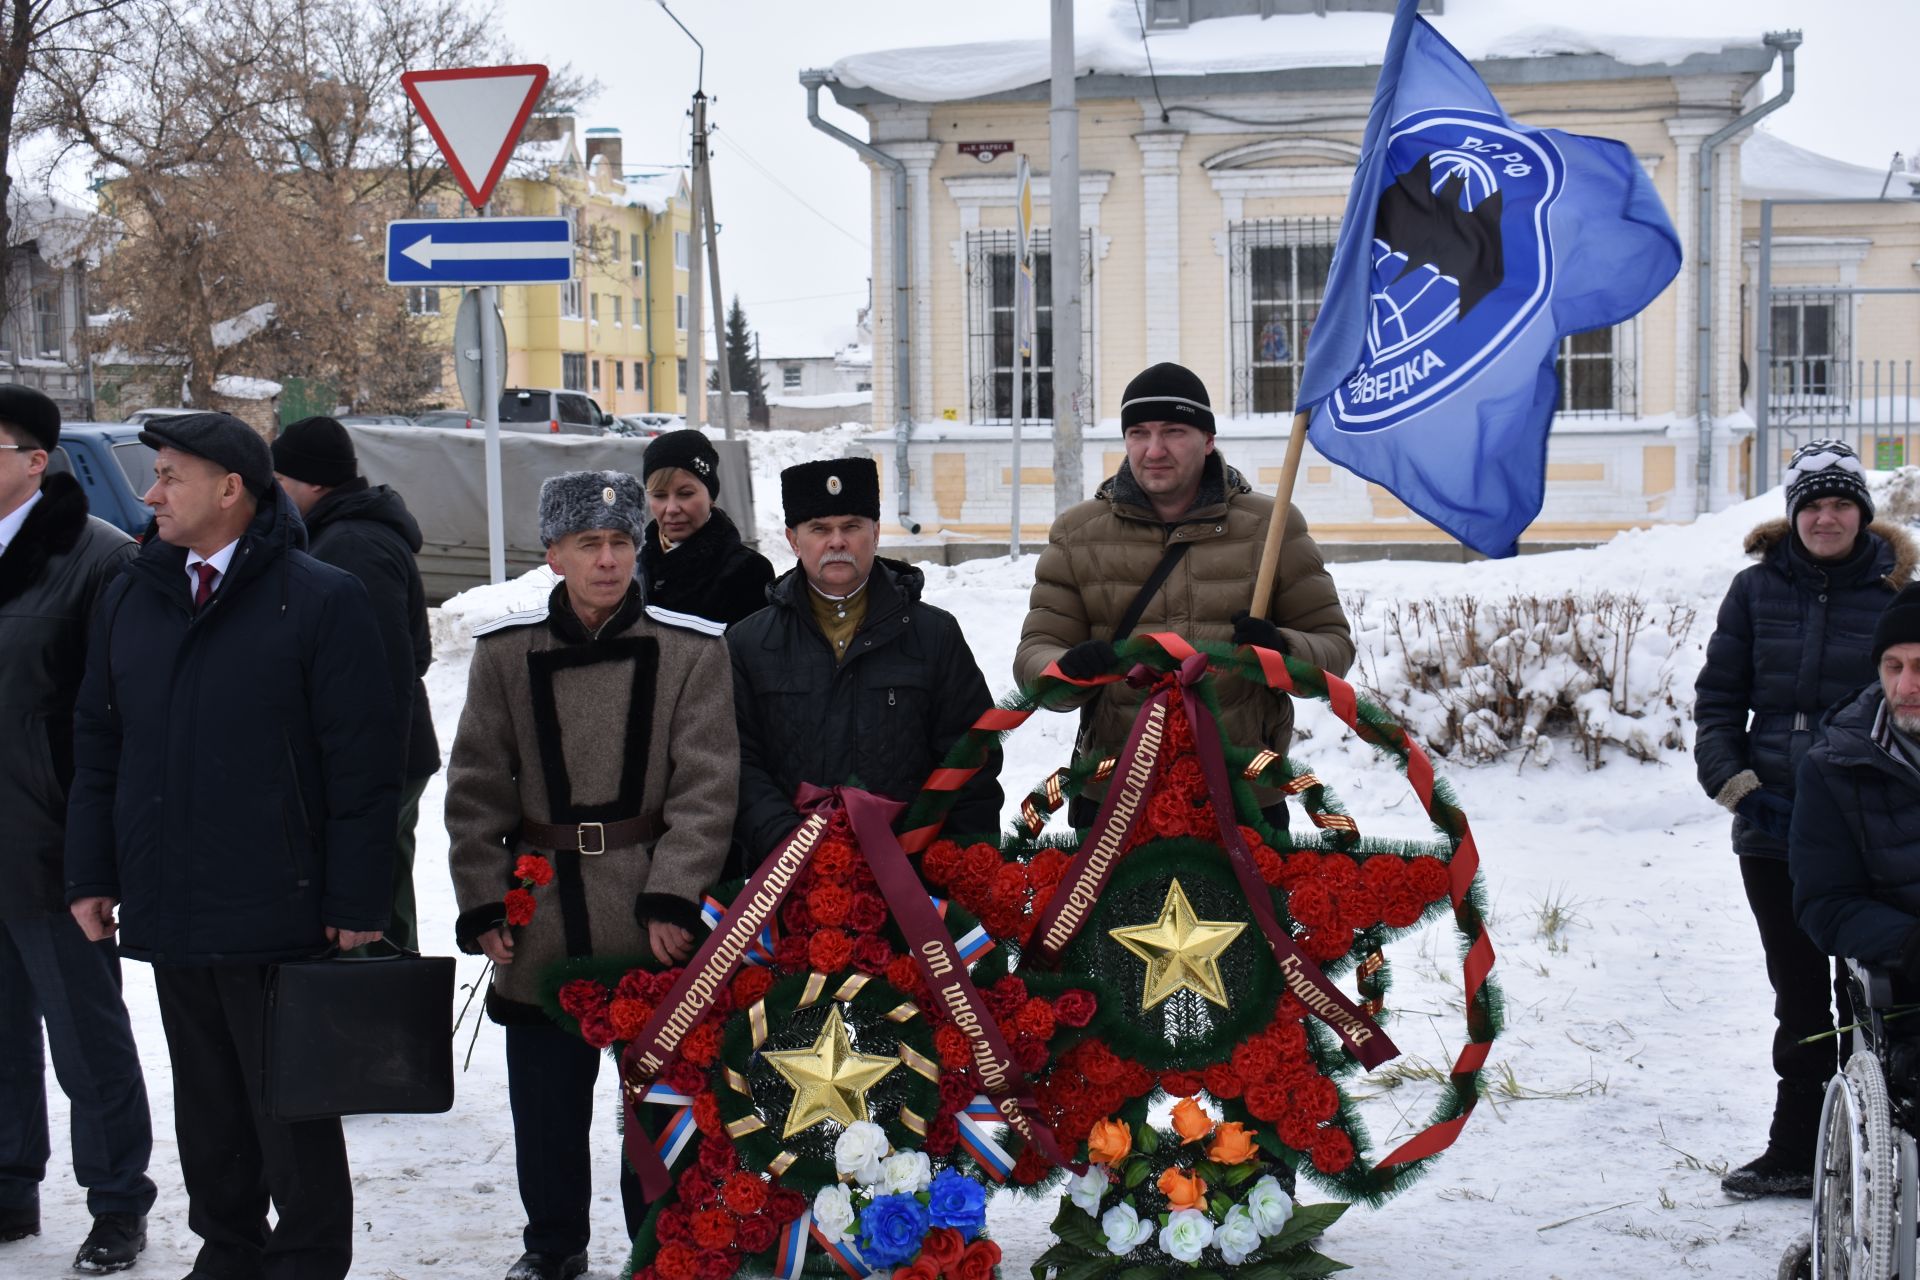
[402,64,549,210]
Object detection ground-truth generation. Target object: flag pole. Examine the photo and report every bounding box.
[1250,410,1309,618]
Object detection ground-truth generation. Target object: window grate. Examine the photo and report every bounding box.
[964,228,1094,424]
[1227,218,1337,417]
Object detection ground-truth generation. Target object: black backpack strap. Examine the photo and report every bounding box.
[1112,539,1191,643]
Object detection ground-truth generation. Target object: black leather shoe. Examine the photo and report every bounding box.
[0,1199,39,1242]
[1722,1152,1814,1199]
[73,1212,146,1274]
[505,1252,588,1280]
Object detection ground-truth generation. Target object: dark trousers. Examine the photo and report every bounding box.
[0,913,155,1217]
[1739,854,1853,1163]
[154,964,352,1280]
[505,1022,645,1258]
[387,774,431,953]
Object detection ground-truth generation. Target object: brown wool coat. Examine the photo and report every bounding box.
[1015,452,1355,793]
[446,587,738,1020]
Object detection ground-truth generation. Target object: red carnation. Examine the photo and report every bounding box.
[691,1208,736,1250]
[656,1208,695,1246]
[616,969,653,1002]
[808,929,853,973]
[678,1167,717,1207]
[732,967,774,1008]
[853,934,894,975]
[1010,1148,1049,1187]
[923,1114,959,1158]
[934,1024,973,1071]
[1244,1081,1290,1122]
[514,854,555,886]
[1280,850,1323,888]
[986,976,1027,1019]
[780,899,814,934]
[1203,1063,1243,1099]
[1230,1038,1278,1082]
[1254,846,1288,887]
[886,955,924,994]
[1029,848,1069,889]
[813,841,856,881]
[1121,1061,1156,1095]
[694,1248,736,1280]
[666,1060,707,1098]
[1278,1113,1318,1151]
[557,979,606,1020]
[957,1237,1002,1280]
[722,1172,768,1216]
[1014,1038,1050,1074]
[1159,1070,1203,1097]
[1270,1020,1309,1060]
[1014,999,1056,1042]
[921,840,964,888]
[1075,1042,1124,1086]
[1382,887,1426,929]
[1320,854,1361,887]
[1408,855,1451,901]
[992,863,1029,908]
[693,1091,723,1137]
[962,842,1004,890]
[1312,1126,1357,1173]
[807,884,852,928]
[767,1186,806,1223]
[1362,854,1406,892]
[1301,926,1354,963]
[1287,881,1336,930]
[682,1023,722,1068]
[736,1215,777,1254]
[848,891,888,934]
[1052,989,1097,1028]
[771,935,808,972]
[504,889,536,927]
[579,1010,615,1049]
[609,997,653,1042]
[644,970,679,1002]
[1301,1074,1340,1123]
[696,1136,737,1178]
[1337,883,1382,931]
[657,1246,698,1280]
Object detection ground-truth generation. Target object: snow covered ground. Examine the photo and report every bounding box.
[21,442,1855,1279]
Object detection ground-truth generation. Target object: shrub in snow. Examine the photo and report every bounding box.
[1346,590,1695,769]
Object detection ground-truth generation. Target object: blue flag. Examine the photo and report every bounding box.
[1295,1,1681,558]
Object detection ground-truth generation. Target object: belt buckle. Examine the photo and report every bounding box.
[577,822,606,855]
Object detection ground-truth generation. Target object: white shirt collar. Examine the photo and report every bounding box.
[0,488,42,555]
[185,538,241,590]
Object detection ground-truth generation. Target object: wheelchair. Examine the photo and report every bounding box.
[1783,959,1920,1280]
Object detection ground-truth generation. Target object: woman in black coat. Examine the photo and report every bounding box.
[638,429,774,629]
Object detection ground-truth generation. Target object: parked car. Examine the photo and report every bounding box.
[412,409,474,430]
[337,413,415,427]
[123,406,200,426]
[607,412,685,439]
[44,423,155,537]
[492,388,613,435]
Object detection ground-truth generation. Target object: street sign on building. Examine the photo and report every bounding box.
[401,64,549,210]
[385,217,573,286]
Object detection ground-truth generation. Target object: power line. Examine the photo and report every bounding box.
[709,123,870,250]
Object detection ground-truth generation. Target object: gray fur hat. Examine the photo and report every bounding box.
[538,470,644,547]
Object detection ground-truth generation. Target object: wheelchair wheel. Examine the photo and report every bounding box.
[1813,1054,1898,1279]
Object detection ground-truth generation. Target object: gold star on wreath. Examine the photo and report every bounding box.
[761,1006,899,1137]
[1108,879,1248,1011]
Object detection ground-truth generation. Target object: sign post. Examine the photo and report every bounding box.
[397,64,551,584]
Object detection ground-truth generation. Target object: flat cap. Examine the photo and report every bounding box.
[140,413,274,497]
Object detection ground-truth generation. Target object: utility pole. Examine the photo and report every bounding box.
[1049,0,1084,511]
[697,107,734,438]
[685,91,707,429]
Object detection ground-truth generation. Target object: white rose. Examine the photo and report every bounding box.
[1158,1208,1215,1264]
[1066,1165,1110,1217]
[1100,1202,1155,1256]
[879,1150,933,1196]
[812,1184,856,1244]
[833,1121,890,1187]
[1216,1204,1262,1265]
[1246,1174,1296,1237]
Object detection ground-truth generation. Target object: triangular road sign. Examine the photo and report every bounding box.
[402,64,550,211]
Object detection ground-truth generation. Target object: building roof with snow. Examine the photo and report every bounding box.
[821,0,1773,104]
[8,190,97,269]
[1741,129,1914,201]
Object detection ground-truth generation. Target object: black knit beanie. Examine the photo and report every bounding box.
[1784,438,1874,524]
[1874,583,1920,666]
[271,416,358,488]
[643,428,720,500]
[1120,362,1215,434]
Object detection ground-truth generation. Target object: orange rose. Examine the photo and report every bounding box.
[1170,1096,1214,1144]
[1086,1118,1132,1165]
[1207,1121,1259,1165]
[1157,1166,1208,1211]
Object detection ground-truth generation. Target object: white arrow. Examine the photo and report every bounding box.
[401,234,571,269]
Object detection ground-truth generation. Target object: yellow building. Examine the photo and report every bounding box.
[415,118,695,418]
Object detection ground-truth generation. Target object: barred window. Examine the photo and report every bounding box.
[1553,322,1638,416]
[1227,218,1336,416]
[964,228,1093,424]
[1770,297,1849,403]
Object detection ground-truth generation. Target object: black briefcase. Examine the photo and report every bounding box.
[261,941,457,1122]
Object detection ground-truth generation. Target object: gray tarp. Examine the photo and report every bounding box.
[345,425,758,604]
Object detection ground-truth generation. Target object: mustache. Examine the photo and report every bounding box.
[818,551,859,566]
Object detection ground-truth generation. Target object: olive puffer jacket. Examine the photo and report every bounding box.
[1790,683,1920,966]
[1014,451,1354,791]
[1694,519,1915,858]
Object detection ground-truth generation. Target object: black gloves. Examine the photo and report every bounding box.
[1057,640,1117,680]
[1230,610,1288,655]
[1736,789,1794,841]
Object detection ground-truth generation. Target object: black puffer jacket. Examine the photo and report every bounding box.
[302,478,440,779]
[64,488,401,964]
[0,474,134,919]
[1791,684,1920,965]
[1694,519,1914,857]
[639,507,775,629]
[728,557,1002,868]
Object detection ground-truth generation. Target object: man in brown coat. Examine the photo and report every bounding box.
[1015,362,1354,828]
[446,471,738,1280]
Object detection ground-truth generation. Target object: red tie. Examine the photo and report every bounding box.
[192,562,218,609]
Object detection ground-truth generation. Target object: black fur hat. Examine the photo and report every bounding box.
[781,458,879,528]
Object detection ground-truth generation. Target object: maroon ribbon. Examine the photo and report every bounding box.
[619,785,1073,1201]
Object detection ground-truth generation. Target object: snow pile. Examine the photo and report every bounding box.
[211,375,281,400]
[766,390,872,409]
[433,565,559,660]
[210,302,276,350]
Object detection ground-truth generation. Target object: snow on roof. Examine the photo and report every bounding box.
[828,1,1760,103]
[213,374,282,400]
[621,167,687,215]
[8,189,97,269]
[211,302,276,350]
[1741,128,1906,201]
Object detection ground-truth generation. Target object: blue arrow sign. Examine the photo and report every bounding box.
[385,217,573,285]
